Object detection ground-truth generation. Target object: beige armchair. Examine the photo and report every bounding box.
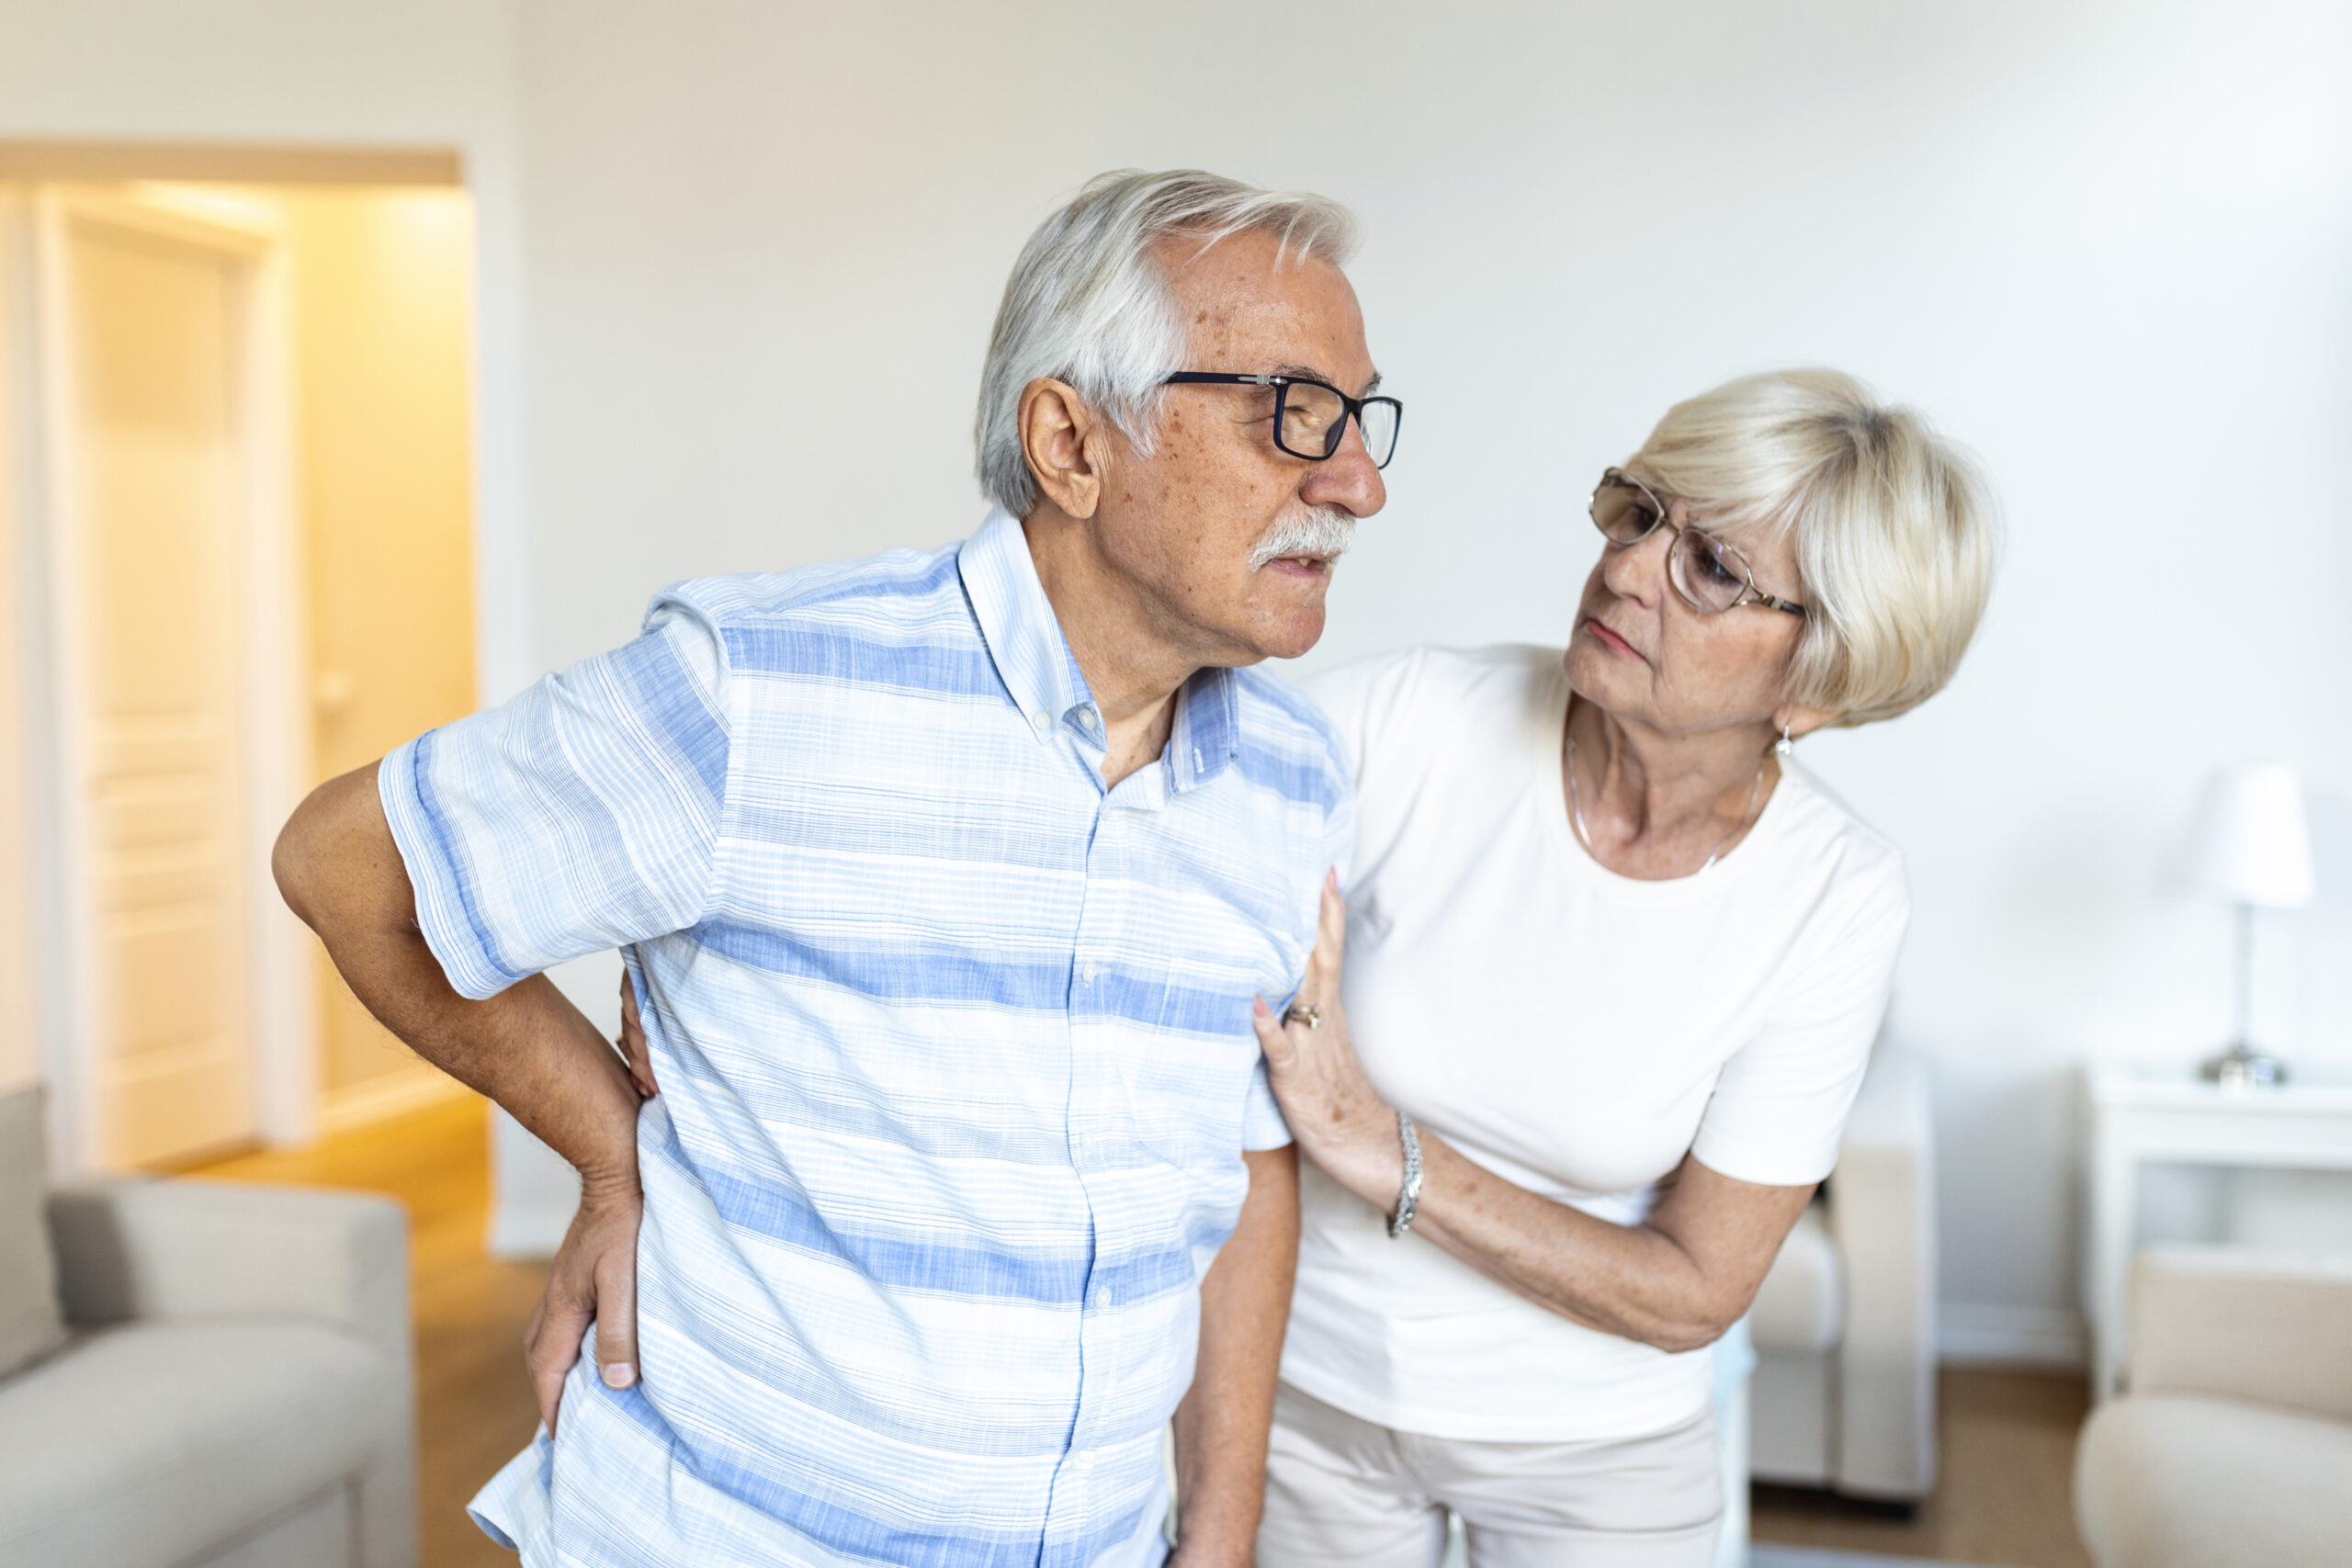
[2074,1247,2352,1568]
[1747,1045,1939,1501]
[0,1119,416,1568]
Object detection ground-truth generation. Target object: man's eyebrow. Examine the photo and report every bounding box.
[1272,362,1382,398]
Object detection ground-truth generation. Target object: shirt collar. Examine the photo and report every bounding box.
[1168,666,1241,793]
[959,506,1242,795]
[960,508,1083,739]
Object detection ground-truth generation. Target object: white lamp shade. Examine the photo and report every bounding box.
[2187,761,2316,908]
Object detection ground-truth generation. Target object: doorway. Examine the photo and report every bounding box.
[0,147,481,1171]
[38,188,276,1168]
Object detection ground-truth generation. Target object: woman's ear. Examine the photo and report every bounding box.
[1018,378,1104,521]
[1772,700,1840,740]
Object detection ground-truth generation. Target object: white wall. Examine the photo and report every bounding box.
[6,0,2346,1354]
[506,0,2352,1356]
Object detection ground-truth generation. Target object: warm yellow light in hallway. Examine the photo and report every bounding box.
[274,185,481,1122]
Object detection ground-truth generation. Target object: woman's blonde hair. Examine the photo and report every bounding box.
[1623,368,1998,728]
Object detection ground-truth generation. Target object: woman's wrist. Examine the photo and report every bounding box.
[1314,1097,1410,1213]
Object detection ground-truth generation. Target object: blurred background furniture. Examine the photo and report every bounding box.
[2179,760,2315,1089]
[0,1083,417,1568]
[1747,1045,1939,1502]
[2082,1068,2352,1398]
[2074,1246,2352,1568]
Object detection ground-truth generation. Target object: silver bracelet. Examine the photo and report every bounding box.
[1387,1111,1423,1238]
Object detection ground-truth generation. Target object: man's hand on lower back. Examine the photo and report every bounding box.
[526,1173,646,1435]
[273,763,659,1437]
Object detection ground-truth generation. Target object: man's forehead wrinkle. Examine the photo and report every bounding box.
[1169,244,1375,392]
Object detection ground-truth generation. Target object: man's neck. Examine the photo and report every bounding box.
[1020,507,1203,789]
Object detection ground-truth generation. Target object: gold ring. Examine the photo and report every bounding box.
[1282,1003,1322,1029]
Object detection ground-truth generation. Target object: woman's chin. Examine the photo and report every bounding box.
[1562,641,1633,713]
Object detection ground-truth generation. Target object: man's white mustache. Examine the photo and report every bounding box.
[1249,507,1358,571]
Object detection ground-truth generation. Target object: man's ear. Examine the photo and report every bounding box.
[1018,378,1106,521]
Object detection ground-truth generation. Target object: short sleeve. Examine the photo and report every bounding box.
[379,592,733,1000]
[1689,854,1910,1187]
[1239,1060,1291,1150]
[1239,701,1361,1154]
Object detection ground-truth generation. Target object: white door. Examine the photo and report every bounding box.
[40,191,276,1167]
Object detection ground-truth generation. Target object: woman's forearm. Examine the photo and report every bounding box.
[1407,1134,1726,1352]
[1254,877,1813,1356]
[1321,1125,1809,1354]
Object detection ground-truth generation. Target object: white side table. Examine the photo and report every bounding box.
[2083,1066,2352,1399]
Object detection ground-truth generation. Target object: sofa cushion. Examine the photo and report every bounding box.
[1750,1202,1843,1353]
[0,1086,64,1379]
[0,1319,400,1568]
[2131,1247,2352,1421]
[2075,1393,2352,1568]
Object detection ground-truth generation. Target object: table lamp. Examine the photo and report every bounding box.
[2186,761,2315,1087]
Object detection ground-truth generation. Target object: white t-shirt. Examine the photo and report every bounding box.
[1280,644,1909,1442]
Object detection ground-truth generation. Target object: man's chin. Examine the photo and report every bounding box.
[1248,603,1329,663]
[1212,563,1337,662]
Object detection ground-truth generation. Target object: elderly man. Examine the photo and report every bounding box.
[275,169,1397,1567]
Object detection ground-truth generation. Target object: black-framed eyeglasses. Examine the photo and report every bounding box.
[1162,372,1402,468]
[1589,468,1807,617]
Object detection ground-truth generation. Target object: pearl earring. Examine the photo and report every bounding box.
[1776,724,1793,758]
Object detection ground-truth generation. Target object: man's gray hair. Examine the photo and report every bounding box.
[975,169,1361,518]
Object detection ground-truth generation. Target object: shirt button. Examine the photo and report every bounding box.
[1080,961,1097,984]
[1030,712,1051,739]
[1079,706,1099,731]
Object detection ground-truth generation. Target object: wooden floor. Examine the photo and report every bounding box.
[1749,1371,2093,1567]
[197,1099,2094,1568]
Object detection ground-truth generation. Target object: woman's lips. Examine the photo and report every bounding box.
[1582,618,1645,660]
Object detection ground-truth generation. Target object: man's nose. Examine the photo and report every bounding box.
[1302,414,1387,517]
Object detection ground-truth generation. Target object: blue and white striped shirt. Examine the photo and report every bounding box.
[380,510,1350,1568]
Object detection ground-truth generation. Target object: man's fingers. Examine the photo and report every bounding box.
[594,1241,640,1391]
[528,1186,646,1431]
[617,971,659,1098]
[526,1289,589,1435]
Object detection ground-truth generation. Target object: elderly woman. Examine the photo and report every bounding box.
[1250,369,1996,1568]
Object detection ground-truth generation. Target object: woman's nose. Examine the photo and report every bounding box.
[1600,524,1673,607]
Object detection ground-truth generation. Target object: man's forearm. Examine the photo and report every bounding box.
[275,762,641,1187]
[1170,1143,1299,1565]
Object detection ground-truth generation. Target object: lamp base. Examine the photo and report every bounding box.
[2199,1041,2290,1089]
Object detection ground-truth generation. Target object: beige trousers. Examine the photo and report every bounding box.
[1257,1382,1723,1568]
